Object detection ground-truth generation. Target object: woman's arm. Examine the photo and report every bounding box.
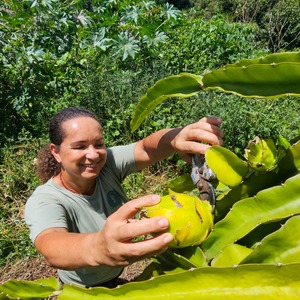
[34,194,172,270]
[134,116,224,171]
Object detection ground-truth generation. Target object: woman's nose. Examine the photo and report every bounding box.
[86,146,99,159]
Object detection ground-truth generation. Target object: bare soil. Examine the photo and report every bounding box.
[0,256,151,286]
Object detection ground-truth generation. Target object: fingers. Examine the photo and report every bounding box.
[173,116,224,155]
[190,117,224,142]
[121,216,169,241]
[109,194,161,222]
[105,231,172,266]
[99,195,173,266]
[122,232,173,262]
[200,116,223,127]
[184,127,223,146]
[109,194,171,241]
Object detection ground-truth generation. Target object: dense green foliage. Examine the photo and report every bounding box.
[0,0,300,271]
[160,14,263,73]
[193,0,300,52]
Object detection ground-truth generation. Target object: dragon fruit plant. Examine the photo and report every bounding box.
[1,52,300,299]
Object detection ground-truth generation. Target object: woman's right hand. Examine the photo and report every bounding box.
[34,195,172,270]
[93,194,173,267]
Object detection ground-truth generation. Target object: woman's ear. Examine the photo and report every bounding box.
[50,143,61,163]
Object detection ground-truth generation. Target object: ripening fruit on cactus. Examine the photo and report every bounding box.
[244,136,280,172]
[144,189,213,248]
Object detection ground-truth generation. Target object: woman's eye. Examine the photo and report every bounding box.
[73,145,85,150]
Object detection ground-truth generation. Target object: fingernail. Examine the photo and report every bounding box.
[158,218,169,228]
[163,233,173,243]
[151,194,161,203]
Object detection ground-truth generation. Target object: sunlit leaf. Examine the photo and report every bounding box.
[74,10,92,28]
[162,3,181,20]
[113,32,140,60]
[59,264,300,299]
[202,174,300,260]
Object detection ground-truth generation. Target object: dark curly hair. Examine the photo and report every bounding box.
[36,107,101,183]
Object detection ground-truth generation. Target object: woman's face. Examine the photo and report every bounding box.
[52,116,107,181]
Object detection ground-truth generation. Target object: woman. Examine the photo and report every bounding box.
[25,106,223,287]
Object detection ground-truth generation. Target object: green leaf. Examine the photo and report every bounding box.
[211,244,253,267]
[173,246,207,267]
[130,73,203,132]
[206,146,248,188]
[202,174,300,260]
[165,174,196,193]
[130,52,300,132]
[162,3,181,20]
[113,32,140,60]
[59,264,300,299]
[216,140,300,220]
[154,248,200,271]
[203,62,300,98]
[136,246,207,281]
[74,10,92,28]
[226,52,300,67]
[277,135,291,150]
[143,31,168,48]
[136,247,206,281]
[242,216,300,264]
[0,277,60,300]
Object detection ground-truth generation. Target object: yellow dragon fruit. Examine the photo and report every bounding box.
[144,189,213,248]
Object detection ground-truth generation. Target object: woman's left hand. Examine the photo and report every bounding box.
[172,116,224,163]
[135,116,224,170]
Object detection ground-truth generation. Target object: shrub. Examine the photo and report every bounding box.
[192,0,300,52]
[259,0,300,51]
[160,14,266,74]
[0,138,42,266]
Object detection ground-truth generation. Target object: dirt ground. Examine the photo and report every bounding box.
[0,255,150,285]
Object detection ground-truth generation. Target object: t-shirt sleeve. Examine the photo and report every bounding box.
[106,143,137,181]
[24,189,68,243]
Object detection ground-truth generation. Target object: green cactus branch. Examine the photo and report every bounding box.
[130,52,300,132]
[0,277,59,299]
[215,139,300,220]
[60,264,300,299]
[226,52,300,67]
[203,62,300,98]
[2,263,300,299]
[130,73,202,132]
[241,215,300,264]
[202,173,300,260]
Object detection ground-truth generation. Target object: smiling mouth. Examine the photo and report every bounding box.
[82,163,97,168]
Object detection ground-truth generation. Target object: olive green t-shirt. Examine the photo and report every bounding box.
[24,143,137,287]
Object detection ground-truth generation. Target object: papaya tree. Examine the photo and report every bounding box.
[1,52,300,299]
